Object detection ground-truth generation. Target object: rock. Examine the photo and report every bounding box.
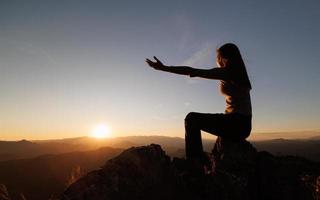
[0,184,10,200]
[61,139,320,200]
[255,151,320,200]
[211,137,258,200]
[300,175,320,199]
[61,144,177,200]
[18,194,27,200]
[212,137,257,175]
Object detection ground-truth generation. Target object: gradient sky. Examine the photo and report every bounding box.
[1,0,320,140]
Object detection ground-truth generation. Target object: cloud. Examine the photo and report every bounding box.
[179,44,215,84]
[180,44,214,67]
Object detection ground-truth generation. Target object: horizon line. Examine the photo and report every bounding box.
[1,130,320,142]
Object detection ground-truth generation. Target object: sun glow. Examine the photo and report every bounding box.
[91,124,112,138]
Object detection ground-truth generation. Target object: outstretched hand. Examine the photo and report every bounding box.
[145,56,166,70]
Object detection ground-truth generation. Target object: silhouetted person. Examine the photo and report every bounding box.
[146,43,252,170]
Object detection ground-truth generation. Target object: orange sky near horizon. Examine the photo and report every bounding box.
[1,121,319,141]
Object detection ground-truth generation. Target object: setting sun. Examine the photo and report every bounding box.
[91,124,112,138]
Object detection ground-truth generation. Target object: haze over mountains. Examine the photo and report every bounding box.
[1,134,320,162]
[0,136,188,161]
[250,130,320,141]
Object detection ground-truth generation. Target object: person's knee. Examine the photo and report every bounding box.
[185,112,197,125]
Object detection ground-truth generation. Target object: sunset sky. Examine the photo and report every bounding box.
[1,0,320,140]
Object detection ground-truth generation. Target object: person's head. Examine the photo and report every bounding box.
[216,43,252,89]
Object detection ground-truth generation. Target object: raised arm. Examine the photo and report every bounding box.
[189,67,230,80]
[145,56,229,80]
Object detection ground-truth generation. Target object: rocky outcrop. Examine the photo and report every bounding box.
[61,137,320,200]
[0,184,27,200]
[0,184,10,200]
[61,144,176,200]
[210,137,258,199]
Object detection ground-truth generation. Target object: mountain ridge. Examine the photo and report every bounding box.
[2,135,320,162]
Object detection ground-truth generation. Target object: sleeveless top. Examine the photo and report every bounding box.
[220,80,252,116]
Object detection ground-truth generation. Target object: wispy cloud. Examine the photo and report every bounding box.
[180,44,214,67]
[179,44,215,84]
[171,12,216,68]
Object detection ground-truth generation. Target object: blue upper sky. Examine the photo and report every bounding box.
[0,0,320,140]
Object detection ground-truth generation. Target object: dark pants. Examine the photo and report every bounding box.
[185,112,252,160]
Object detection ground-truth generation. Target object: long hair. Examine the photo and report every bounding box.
[217,43,252,90]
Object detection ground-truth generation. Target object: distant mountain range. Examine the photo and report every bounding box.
[0,136,203,161]
[1,135,320,162]
[253,138,320,162]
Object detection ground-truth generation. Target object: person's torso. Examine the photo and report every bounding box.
[220,80,252,116]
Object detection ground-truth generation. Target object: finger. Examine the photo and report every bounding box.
[146,60,153,64]
[146,59,155,63]
[154,56,160,62]
[146,60,155,66]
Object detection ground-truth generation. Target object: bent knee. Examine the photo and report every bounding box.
[185,112,198,124]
